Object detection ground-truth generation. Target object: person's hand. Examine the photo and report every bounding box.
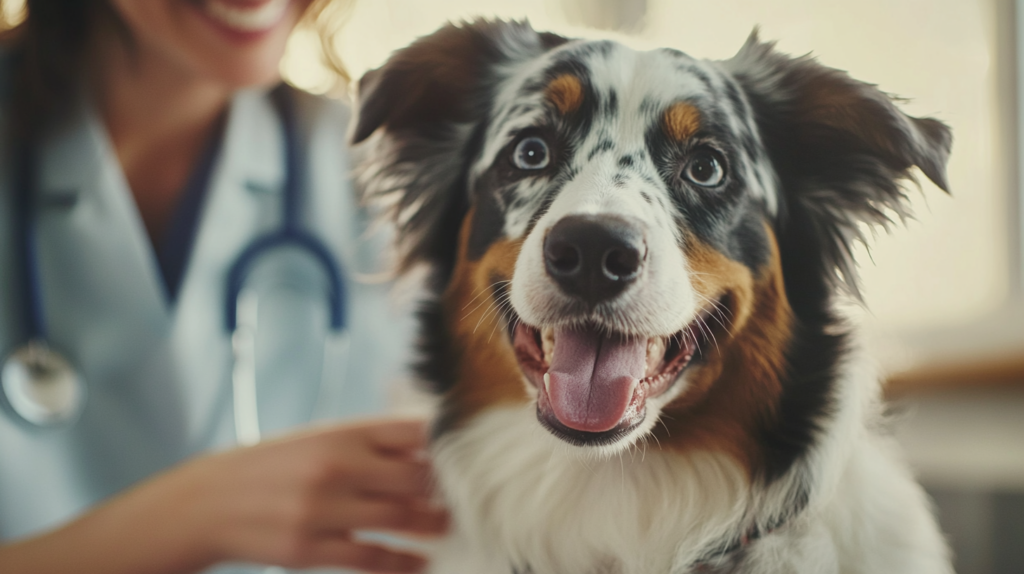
[0,418,447,574]
[179,418,447,572]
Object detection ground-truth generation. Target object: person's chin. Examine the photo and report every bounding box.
[204,57,285,90]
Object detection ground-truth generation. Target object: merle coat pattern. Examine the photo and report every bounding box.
[353,20,952,574]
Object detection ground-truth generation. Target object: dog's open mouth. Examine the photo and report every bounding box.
[510,308,718,446]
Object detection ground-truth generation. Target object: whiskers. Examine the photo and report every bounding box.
[461,279,520,342]
[693,291,734,333]
[461,279,508,318]
[688,292,735,357]
[490,288,521,343]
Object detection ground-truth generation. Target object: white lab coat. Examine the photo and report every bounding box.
[0,77,414,573]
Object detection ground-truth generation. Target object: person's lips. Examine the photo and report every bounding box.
[201,0,292,34]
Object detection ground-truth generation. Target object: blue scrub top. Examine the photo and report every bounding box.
[0,63,415,572]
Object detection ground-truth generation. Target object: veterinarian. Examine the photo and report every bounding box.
[0,1,446,573]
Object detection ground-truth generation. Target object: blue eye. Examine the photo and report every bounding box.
[513,137,550,170]
[684,151,725,187]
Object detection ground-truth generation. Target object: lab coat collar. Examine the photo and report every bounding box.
[36,98,169,335]
[35,88,289,312]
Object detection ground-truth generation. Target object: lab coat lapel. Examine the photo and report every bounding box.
[32,101,204,484]
[35,102,170,385]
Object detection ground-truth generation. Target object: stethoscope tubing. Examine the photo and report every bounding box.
[3,84,347,431]
[14,133,48,343]
[225,85,346,334]
[225,228,346,332]
[0,131,86,429]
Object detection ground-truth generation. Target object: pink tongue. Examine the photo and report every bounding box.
[547,327,647,432]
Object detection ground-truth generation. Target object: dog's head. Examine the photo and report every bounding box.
[353,21,949,474]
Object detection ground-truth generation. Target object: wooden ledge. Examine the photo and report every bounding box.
[885,353,1024,398]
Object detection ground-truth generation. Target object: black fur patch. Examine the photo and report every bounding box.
[414,300,460,404]
[725,32,951,481]
[587,139,615,160]
[603,89,619,118]
[466,159,508,261]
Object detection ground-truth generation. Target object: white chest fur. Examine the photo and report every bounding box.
[428,406,754,574]
[425,398,953,574]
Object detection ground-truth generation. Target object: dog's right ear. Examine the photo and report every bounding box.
[352,20,567,281]
[723,31,951,300]
[352,20,505,143]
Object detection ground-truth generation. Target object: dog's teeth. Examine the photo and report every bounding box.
[541,327,555,363]
[543,372,551,395]
[646,337,667,375]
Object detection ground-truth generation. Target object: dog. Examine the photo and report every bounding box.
[351,20,954,574]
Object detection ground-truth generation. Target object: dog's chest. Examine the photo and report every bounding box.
[429,406,754,574]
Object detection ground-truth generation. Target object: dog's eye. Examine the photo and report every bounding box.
[683,151,725,187]
[513,137,550,170]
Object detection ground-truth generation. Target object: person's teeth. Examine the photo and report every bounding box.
[204,0,290,32]
[541,327,555,364]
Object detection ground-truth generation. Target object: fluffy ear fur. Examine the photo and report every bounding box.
[723,31,952,301]
[352,20,567,285]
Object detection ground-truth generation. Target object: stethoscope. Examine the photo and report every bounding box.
[1,85,348,442]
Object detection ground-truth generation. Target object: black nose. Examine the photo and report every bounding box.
[544,214,646,305]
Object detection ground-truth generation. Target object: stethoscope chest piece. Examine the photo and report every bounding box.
[1,341,85,427]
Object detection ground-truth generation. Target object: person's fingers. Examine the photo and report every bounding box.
[313,496,448,534]
[351,457,435,497]
[359,419,430,454]
[307,538,427,573]
[280,444,433,498]
[272,419,427,458]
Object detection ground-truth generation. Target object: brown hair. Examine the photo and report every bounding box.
[1,0,106,134]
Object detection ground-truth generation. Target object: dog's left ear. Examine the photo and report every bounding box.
[351,20,567,281]
[723,31,952,297]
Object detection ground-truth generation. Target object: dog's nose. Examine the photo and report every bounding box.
[544,215,646,305]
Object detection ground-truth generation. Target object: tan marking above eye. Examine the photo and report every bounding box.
[546,74,584,115]
[663,102,701,141]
